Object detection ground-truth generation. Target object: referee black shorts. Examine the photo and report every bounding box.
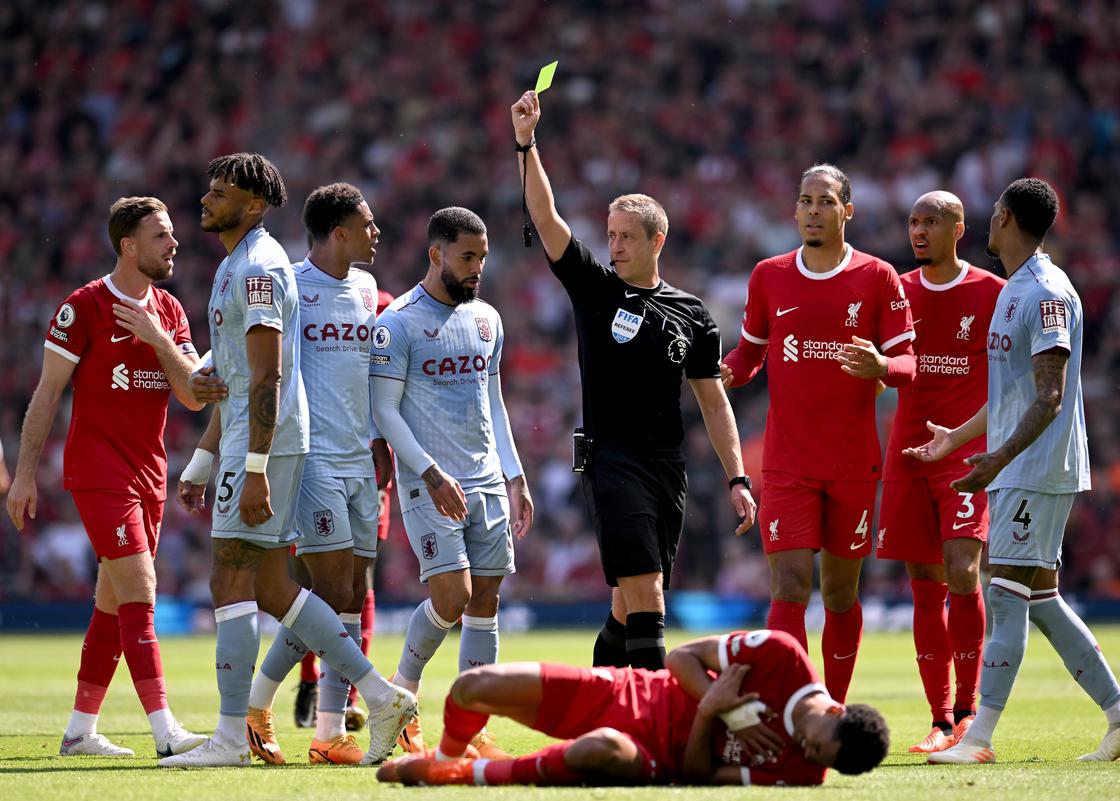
[582,445,687,589]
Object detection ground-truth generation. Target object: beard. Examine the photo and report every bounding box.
[915,257,933,266]
[138,257,173,281]
[441,265,479,304]
[201,207,243,233]
[985,245,999,259]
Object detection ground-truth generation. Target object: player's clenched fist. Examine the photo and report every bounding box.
[511,90,540,145]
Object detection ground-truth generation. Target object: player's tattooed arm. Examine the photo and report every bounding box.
[421,465,446,491]
[421,464,468,521]
[245,325,281,453]
[993,347,1068,463]
[952,348,1067,492]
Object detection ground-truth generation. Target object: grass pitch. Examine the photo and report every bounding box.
[2,627,1119,800]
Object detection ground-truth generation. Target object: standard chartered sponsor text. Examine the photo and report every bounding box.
[918,354,970,375]
[132,369,170,389]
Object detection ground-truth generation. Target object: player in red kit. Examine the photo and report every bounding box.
[879,192,1005,752]
[721,165,916,702]
[6,197,226,757]
[378,630,889,787]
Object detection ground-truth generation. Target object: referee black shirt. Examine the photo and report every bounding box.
[549,238,722,451]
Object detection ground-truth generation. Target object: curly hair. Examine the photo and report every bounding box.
[303,182,366,242]
[801,163,852,205]
[1000,177,1059,240]
[427,206,486,245]
[207,152,288,208]
[832,703,890,775]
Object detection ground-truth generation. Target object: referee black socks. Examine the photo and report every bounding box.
[625,612,666,670]
[593,614,628,668]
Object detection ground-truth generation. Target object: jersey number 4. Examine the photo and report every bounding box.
[1012,498,1032,530]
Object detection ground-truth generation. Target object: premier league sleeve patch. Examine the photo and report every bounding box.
[55,303,76,328]
[1038,299,1067,334]
[245,276,274,310]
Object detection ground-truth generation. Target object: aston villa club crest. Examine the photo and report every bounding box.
[360,288,374,311]
[314,509,335,537]
[421,532,438,560]
[218,273,232,297]
[475,316,492,341]
[1005,296,1020,322]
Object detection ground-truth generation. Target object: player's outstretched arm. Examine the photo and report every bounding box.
[903,404,988,464]
[688,378,757,535]
[952,348,1067,493]
[512,90,572,262]
[6,350,76,530]
[240,325,280,526]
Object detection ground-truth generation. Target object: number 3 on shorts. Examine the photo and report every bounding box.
[956,492,975,521]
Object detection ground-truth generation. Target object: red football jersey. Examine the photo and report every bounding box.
[738,247,915,480]
[664,630,828,786]
[44,275,195,499]
[883,264,1005,479]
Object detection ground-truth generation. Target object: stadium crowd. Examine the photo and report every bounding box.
[2,0,1119,606]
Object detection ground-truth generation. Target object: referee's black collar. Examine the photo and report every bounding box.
[618,275,664,296]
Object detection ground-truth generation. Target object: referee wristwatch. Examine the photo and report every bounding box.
[728,475,752,491]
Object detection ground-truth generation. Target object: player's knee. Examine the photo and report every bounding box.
[821,583,859,611]
[430,588,471,622]
[771,567,812,603]
[567,728,637,774]
[944,556,980,595]
[313,582,353,613]
[449,668,498,706]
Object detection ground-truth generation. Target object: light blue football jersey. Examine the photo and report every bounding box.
[295,258,378,478]
[207,227,309,457]
[369,284,505,508]
[986,253,1090,493]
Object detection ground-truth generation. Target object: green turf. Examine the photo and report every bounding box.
[2,627,1119,800]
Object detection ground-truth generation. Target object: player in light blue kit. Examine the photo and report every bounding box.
[907,178,1120,764]
[370,207,533,758]
[165,157,414,768]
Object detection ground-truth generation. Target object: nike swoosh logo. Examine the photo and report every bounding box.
[833,652,858,660]
[156,744,173,758]
[111,334,130,342]
[624,292,639,298]
[850,540,866,550]
[911,319,922,325]
[776,307,798,317]
[138,638,159,644]
[62,737,83,748]
[952,521,972,530]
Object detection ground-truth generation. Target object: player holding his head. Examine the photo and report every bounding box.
[722,165,916,702]
[379,629,889,787]
[163,155,414,768]
[7,196,225,757]
[909,178,1120,764]
[369,206,533,758]
[878,192,1005,752]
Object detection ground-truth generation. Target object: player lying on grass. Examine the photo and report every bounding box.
[378,629,889,786]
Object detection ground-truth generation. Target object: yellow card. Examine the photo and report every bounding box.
[535,60,558,93]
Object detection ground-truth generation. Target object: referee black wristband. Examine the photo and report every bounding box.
[515,136,536,153]
[728,475,752,491]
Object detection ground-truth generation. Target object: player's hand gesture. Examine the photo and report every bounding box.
[189,366,229,404]
[731,484,756,536]
[177,480,207,515]
[6,474,37,531]
[511,90,540,146]
[240,472,273,526]
[838,336,887,379]
[112,300,168,346]
[719,362,734,390]
[422,464,467,522]
[951,451,1007,493]
[508,475,534,539]
[698,664,784,759]
[902,420,955,463]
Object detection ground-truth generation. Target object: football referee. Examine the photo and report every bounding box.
[511,90,757,669]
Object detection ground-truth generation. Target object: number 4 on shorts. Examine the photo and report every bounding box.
[1012,497,1032,530]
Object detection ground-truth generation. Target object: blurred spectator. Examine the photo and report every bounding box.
[2,0,1118,604]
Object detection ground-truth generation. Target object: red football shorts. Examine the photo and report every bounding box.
[877,466,988,564]
[535,663,670,782]
[757,471,877,558]
[377,486,391,542]
[71,489,163,561]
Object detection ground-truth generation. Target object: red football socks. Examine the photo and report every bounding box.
[911,578,952,726]
[483,741,583,785]
[348,589,377,705]
[74,607,122,714]
[948,586,985,715]
[438,695,489,758]
[117,602,166,714]
[822,600,863,703]
[766,600,808,652]
[300,650,319,683]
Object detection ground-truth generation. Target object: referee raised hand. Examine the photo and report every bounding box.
[513,89,756,670]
